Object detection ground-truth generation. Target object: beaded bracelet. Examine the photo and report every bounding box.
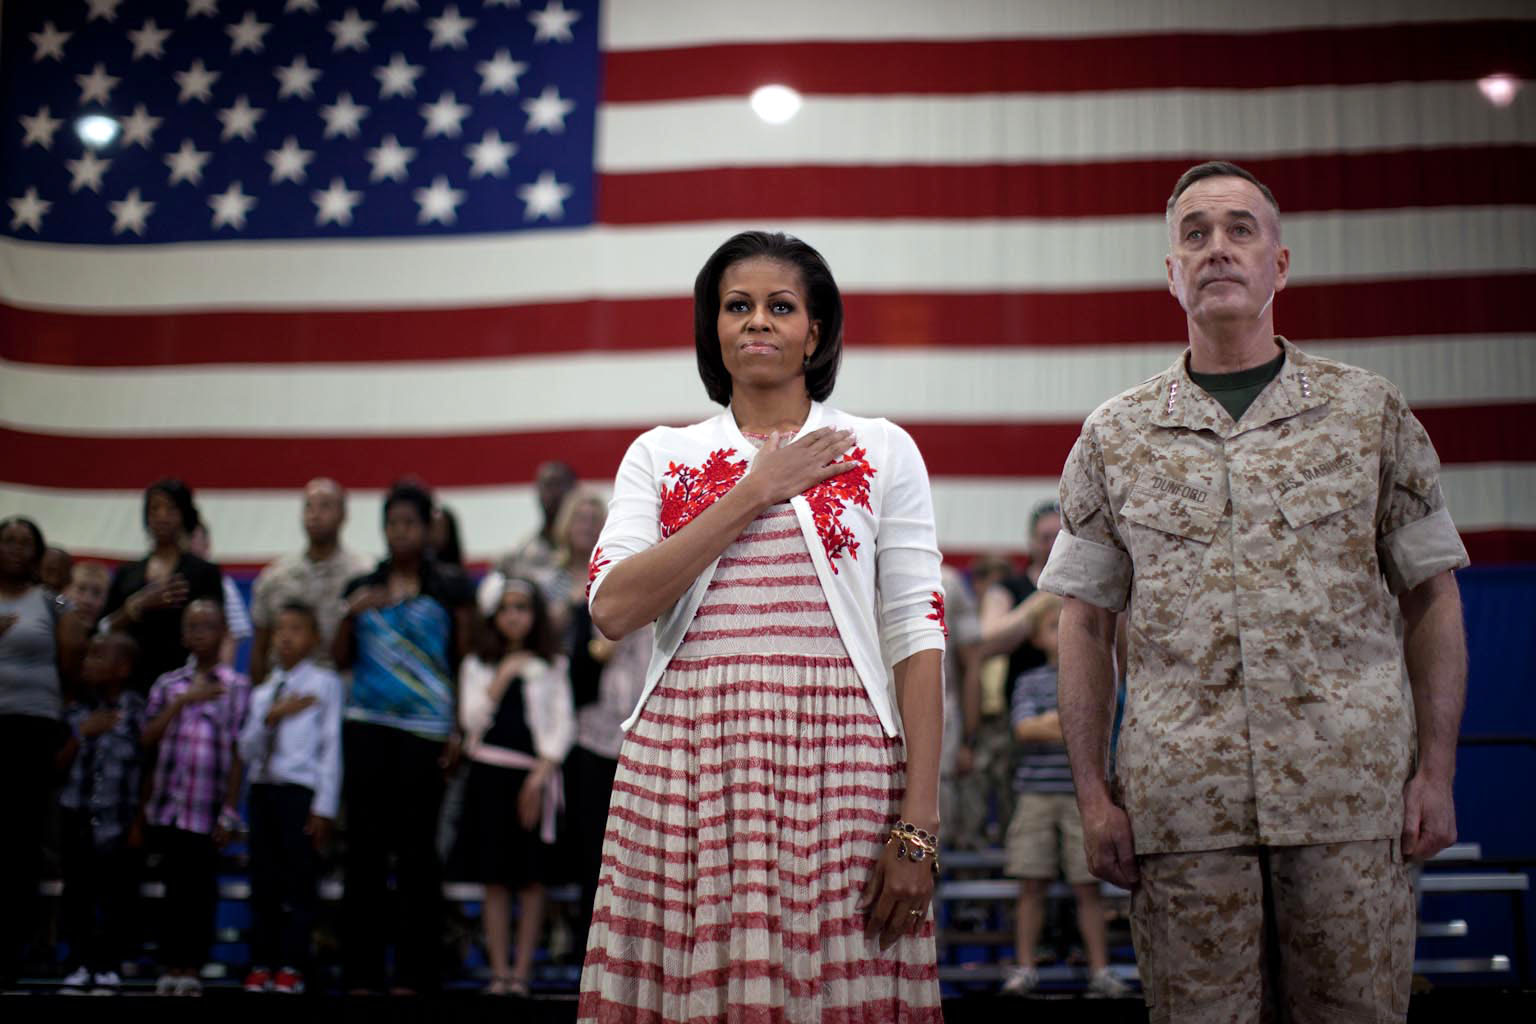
[889,821,941,877]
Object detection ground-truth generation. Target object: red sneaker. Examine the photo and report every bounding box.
[273,968,305,995]
[243,967,272,993]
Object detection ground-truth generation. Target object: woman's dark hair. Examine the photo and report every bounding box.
[142,478,198,533]
[0,516,46,579]
[382,480,434,528]
[431,505,464,567]
[693,230,844,406]
[475,576,557,662]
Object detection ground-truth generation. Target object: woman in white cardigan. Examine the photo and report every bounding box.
[577,231,947,1022]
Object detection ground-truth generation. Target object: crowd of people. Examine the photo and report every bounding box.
[0,465,1078,998]
[0,463,665,997]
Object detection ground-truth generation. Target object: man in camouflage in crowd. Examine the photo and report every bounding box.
[1039,160,1469,1022]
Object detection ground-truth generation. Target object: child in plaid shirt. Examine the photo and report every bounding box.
[141,599,250,996]
[57,633,145,996]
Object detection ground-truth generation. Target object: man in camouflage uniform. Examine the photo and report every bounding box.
[1038,161,1469,1022]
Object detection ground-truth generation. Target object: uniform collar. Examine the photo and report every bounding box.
[1151,336,1327,436]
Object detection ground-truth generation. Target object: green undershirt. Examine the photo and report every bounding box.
[1188,350,1285,424]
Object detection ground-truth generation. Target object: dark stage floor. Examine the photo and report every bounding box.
[2,989,1534,1023]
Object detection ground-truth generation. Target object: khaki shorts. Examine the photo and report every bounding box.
[1132,839,1414,1024]
[1002,791,1095,885]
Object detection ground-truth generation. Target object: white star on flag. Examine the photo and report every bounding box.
[484,0,522,7]
[119,104,162,148]
[516,170,572,220]
[266,136,316,184]
[8,187,52,232]
[217,95,265,141]
[165,139,212,186]
[427,5,476,49]
[413,175,466,225]
[65,152,111,193]
[528,0,581,44]
[186,0,219,16]
[465,129,517,177]
[209,181,257,230]
[365,134,416,182]
[109,188,154,235]
[420,92,470,138]
[320,93,369,138]
[127,19,172,60]
[174,60,220,104]
[284,0,319,12]
[523,85,575,133]
[313,178,364,226]
[76,63,120,105]
[227,11,271,55]
[477,49,528,95]
[86,0,122,23]
[275,56,322,99]
[374,54,424,99]
[329,9,376,52]
[383,0,419,11]
[30,22,72,62]
[20,106,63,149]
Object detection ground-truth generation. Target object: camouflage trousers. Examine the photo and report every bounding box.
[1132,839,1413,1024]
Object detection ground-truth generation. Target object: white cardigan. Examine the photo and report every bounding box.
[587,402,948,737]
[458,653,575,765]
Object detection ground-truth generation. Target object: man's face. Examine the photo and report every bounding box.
[1028,512,1060,568]
[302,480,346,546]
[1166,176,1289,327]
[537,464,575,522]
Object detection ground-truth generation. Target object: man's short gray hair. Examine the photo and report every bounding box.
[1165,160,1281,234]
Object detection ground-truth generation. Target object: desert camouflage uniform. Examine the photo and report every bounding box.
[1038,338,1467,1022]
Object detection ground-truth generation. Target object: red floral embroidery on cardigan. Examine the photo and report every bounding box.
[927,591,949,638]
[804,446,876,574]
[658,448,750,539]
[585,546,611,598]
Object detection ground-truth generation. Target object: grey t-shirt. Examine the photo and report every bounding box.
[0,586,63,719]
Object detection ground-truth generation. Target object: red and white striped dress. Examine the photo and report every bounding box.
[577,500,944,1023]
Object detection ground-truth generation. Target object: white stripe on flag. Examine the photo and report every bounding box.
[601,0,1533,48]
[597,84,1536,170]
[3,208,1532,311]
[5,336,1531,436]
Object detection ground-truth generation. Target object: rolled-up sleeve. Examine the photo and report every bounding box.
[586,431,661,607]
[876,422,947,667]
[1377,393,1470,594]
[1037,429,1133,612]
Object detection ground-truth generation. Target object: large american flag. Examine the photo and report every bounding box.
[2,0,1534,572]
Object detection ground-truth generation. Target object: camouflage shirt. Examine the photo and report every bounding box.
[1038,338,1469,854]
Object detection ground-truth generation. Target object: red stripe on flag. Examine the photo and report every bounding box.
[598,149,1536,224]
[603,23,1536,101]
[4,275,1532,367]
[4,407,1530,491]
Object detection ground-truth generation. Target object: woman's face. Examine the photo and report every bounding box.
[717,257,819,395]
[495,588,535,646]
[145,491,184,545]
[0,522,39,579]
[384,503,427,560]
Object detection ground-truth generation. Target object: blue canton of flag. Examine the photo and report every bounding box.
[2,0,599,243]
